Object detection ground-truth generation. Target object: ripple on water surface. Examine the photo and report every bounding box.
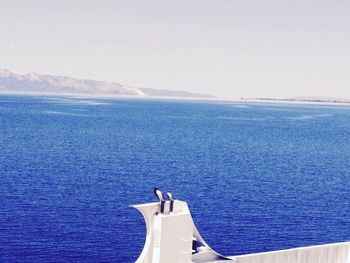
[0,95,350,262]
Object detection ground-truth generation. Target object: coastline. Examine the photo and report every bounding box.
[1,90,350,107]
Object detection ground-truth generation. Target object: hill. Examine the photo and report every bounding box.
[0,68,215,99]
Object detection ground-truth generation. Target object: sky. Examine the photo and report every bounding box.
[1,0,350,99]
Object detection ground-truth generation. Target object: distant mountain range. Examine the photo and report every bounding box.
[0,68,215,99]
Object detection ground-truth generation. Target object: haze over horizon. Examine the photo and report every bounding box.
[1,0,350,99]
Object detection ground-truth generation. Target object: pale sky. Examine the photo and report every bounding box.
[1,0,350,99]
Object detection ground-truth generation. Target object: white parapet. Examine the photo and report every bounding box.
[131,192,350,263]
[231,241,350,263]
[131,199,231,263]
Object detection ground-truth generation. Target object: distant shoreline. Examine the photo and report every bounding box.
[237,98,350,107]
[1,91,350,107]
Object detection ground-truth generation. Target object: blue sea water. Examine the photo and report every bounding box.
[0,94,350,262]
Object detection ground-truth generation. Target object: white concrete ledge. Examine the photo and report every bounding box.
[231,242,350,263]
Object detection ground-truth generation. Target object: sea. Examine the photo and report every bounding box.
[0,94,349,262]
